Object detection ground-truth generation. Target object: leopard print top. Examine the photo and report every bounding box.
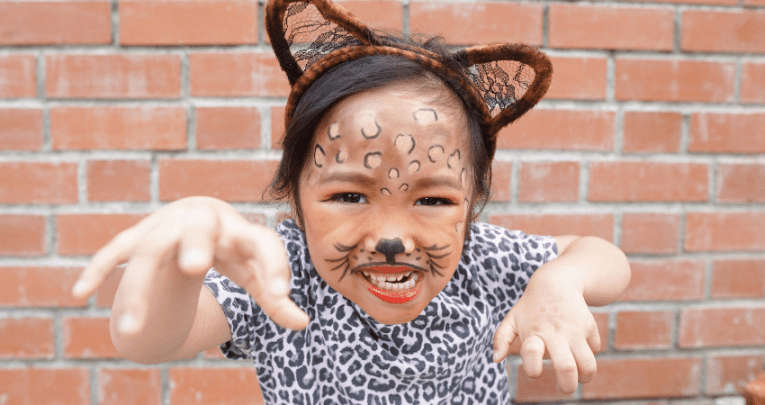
[204,220,558,404]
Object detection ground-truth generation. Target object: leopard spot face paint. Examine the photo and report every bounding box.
[298,82,472,325]
[394,133,415,154]
[314,144,326,168]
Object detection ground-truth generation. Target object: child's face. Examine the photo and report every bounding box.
[298,82,472,325]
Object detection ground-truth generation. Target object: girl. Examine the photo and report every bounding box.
[72,0,631,403]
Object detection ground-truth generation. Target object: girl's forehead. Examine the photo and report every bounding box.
[316,85,469,149]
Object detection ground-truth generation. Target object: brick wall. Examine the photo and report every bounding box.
[0,0,763,404]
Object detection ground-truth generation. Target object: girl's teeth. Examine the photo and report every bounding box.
[366,271,418,292]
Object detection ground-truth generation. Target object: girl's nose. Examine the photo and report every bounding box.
[363,234,415,261]
[375,238,405,263]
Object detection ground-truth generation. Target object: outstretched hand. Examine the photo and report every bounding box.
[72,196,310,333]
[492,267,601,394]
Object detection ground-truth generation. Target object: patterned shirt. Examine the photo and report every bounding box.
[204,219,558,405]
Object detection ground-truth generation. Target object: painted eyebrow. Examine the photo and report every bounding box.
[411,176,463,191]
[317,171,376,187]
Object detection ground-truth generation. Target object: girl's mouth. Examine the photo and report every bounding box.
[358,266,423,304]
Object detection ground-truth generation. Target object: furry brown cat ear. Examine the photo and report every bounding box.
[265,0,552,159]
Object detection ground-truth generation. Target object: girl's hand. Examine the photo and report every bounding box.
[72,196,310,333]
[491,263,601,394]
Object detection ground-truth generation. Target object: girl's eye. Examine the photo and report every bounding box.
[415,197,454,206]
[330,193,368,203]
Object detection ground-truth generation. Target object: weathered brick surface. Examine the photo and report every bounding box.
[3,1,764,403]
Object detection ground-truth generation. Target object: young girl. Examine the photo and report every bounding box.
[72,0,631,403]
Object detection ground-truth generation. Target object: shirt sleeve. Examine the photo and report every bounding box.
[467,222,559,322]
[203,269,263,360]
[202,219,312,363]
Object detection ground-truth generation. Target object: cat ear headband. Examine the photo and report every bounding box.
[265,0,553,159]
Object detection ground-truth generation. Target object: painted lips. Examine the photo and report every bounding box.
[361,266,423,304]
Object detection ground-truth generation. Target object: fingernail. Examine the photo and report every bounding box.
[492,349,500,363]
[181,248,204,268]
[118,314,140,334]
[271,278,288,295]
[71,281,86,297]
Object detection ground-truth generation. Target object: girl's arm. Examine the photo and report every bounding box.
[72,196,309,364]
[492,235,631,394]
[542,235,631,306]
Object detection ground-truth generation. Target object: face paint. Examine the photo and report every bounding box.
[298,82,472,324]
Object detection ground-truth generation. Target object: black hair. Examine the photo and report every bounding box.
[267,35,492,229]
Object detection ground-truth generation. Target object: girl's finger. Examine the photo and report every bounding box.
[177,207,219,276]
[72,227,140,299]
[587,321,602,354]
[114,230,179,335]
[519,334,546,379]
[231,224,310,331]
[545,338,579,394]
[492,311,519,363]
[571,340,598,383]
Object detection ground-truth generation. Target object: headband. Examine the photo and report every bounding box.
[265,0,553,159]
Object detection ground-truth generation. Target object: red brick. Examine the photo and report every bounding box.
[410,2,543,45]
[0,317,54,359]
[0,215,46,256]
[711,259,765,299]
[270,105,286,149]
[679,306,765,347]
[742,63,765,103]
[490,161,512,202]
[0,368,90,404]
[99,369,161,405]
[622,0,737,4]
[518,161,579,202]
[0,108,43,151]
[189,53,290,97]
[169,368,265,405]
[589,161,708,202]
[745,0,765,5]
[496,109,614,151]
[159,159,278,202]
[682,10,765,53]
[616,59,735,102]
[614,310,674,350]
[546,57,607,100]
[582,358,701,399]
[337,1,402,32]
[623,111,683,153]
[87,160,151,202]
[63,317,119,358]
[685,211,765,252]
[717,163,765,203]
[488,213,613,240]
[514,362,575,403]
[690,113,765,154]
[621,212,680,254]
[0,54,35,97]
[120,1,257,46]
[51,106,186,150]
[57,214,145,256]
[46,54,181,99]
[0,1,110,45]
[0,161,78,204]
[196,107,261,150]
[706,354,765,395]
[549,5,674,51]
[620,260,706,302]
[0,267,86,307]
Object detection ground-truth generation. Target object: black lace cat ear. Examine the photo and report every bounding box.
[265,0,552,158]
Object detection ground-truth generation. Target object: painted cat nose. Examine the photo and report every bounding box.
[375,238,405,263]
